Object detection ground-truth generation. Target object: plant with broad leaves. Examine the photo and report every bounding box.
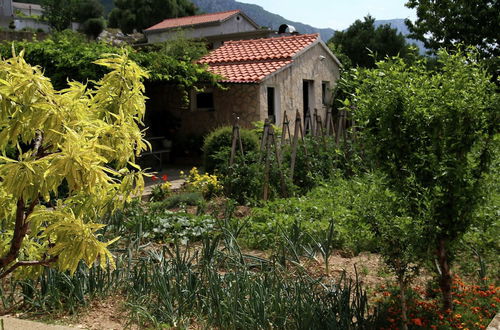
[0,49,148,279]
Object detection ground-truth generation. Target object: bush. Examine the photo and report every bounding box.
[373,277,499,329]
[203,126,259,173]
[242,173,390,252]
[81,18,105,39]
[150,192,204,210]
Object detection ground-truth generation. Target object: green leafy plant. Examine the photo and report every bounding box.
[149,174,171,202]
[348,47,499,311]
[202,126,259,174]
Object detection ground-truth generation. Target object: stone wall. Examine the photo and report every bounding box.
[144,82,260,139]
[146,13,257,44]
[0,30,48,41]
[144,42,340,139]
[259,42,341,133]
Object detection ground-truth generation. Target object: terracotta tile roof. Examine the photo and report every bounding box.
[145,10,241,31]
[198,34,319,83]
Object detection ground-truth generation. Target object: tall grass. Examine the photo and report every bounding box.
[126,237,376,329]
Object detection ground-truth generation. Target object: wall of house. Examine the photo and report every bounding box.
[0,0,13,17]
[13,3,43,17]
[14,17,49,31]
[147,14,257,43]
[258,43,341,133]
[145,83,260,139]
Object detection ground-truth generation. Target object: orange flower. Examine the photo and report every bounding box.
[455,314,462,319]
[411,318,423,326]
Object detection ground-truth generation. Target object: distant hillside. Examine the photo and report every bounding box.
[374,19,426,53]
[191,0,425,52]
[191,0,335,41]
[100,0,114,14]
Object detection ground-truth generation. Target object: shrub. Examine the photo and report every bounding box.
[150,192,204,210]
[242,173,390,252]
[181,167,222,198]
[81,18,105,39]
[373,277,499,329]
[203,126,259,173]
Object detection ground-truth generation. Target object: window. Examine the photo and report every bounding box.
[267,87,275,123]
[195,91,214,111]
[322,81,330,105]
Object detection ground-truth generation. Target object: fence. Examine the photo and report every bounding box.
[228,108,355,200]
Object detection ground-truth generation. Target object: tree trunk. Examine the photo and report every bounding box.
[437,237,453,311]
[399,276,409,330]
[0,198,27,270]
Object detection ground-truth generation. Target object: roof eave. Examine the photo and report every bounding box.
[145,20,221,34]
[219,11,260,29]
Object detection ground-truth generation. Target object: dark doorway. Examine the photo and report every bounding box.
[267,87,275,123]
[303,80,309,119]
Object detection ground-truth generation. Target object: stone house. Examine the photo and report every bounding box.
[144,9,272,49]
[145,33,341,141]
[0,0,49,31]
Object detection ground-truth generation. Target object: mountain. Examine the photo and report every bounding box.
[96,0,424,52]
[191,0,335,41]
[100,0,114,13]
[374,19,426,53]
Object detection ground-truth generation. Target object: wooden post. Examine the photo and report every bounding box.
[269,125,287,197]
[281,110,291,145]
[259,118,270,162]
[290,110,302,180]
[263,127,271,201]
[336,110,345,146]
[229,121,238,166]
[325,109,335,136]
[313,108,319,136]
[304,109,312,136]
[342,110,348,143]
[229,118,244,166]
[316,112,324,137]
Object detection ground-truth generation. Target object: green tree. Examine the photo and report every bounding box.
[0,31,219,92]
[328,16,415,68]
[405,0,500,59]
[74,0,104,23]
[348,48,499,311]
[108,0,197,34]
[0,51,148,279]
[41,0,77,31]
[42,0,104,36]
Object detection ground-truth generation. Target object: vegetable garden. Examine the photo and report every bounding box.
[0,40,498,329]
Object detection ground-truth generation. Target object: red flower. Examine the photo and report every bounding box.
[152,175,158,181]
[162,174,168,181]
[412,318,423,326]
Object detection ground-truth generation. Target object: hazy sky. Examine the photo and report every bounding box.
[241,0,417,30]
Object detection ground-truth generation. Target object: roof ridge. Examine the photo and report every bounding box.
[157,9,240,21]
[145,9,241,31]
[203,58,292,66]
[224,33,319,45]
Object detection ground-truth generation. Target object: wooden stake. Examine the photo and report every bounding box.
[281,110,292,145]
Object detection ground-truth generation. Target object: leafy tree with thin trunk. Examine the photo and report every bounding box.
[405,0,499,59]
[0,50,148,279]
[108,0,197,34]
[348,48,499,311]
[328,15,416,68]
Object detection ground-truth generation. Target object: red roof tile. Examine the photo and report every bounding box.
[145,10,241,31]
[198,34,319,83]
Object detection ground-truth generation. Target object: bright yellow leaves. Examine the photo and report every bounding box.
[0,51,148,278]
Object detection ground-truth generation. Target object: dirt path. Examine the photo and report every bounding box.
[0,316,78,330]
